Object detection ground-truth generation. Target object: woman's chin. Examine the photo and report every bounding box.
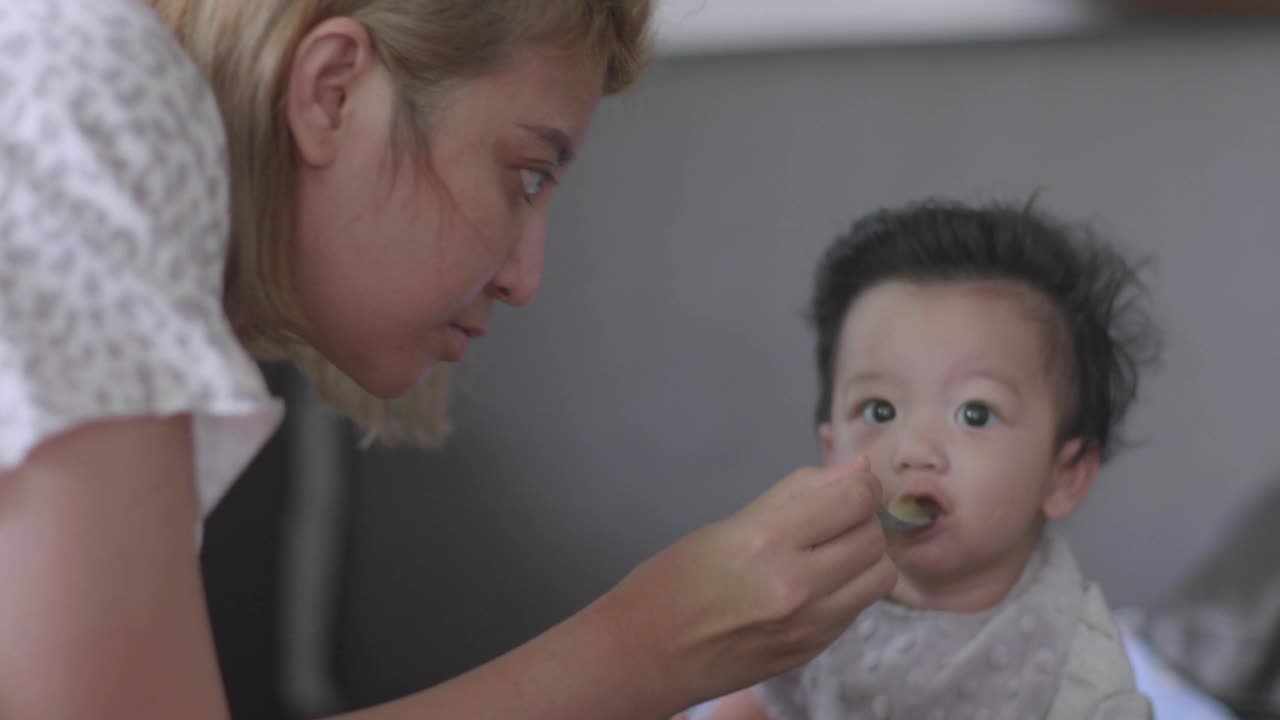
[348,357,435,400]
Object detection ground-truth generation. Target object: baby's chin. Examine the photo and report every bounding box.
[886,536,1041,612]
[887,572,1019,614]
[888,550,968,591]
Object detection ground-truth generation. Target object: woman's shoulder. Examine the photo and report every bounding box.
[0,0,281,517]
[2,0,205,88]
[1,0,227,193]
[0,0,229,309]
[2,0,194,69]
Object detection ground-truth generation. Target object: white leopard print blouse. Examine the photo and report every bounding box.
[0,0,283,517]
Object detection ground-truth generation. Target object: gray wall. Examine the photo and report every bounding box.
[335,27,1280,705]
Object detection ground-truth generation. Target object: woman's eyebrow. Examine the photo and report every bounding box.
[519,123,575,167]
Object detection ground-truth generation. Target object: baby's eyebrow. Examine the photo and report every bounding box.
[845,370,892,386]
[951,369,1023,399]
[839,370,897,399]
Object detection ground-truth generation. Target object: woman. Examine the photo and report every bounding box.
[0,1,897,717]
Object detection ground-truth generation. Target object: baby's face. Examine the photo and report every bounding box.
[822,280,1083,609]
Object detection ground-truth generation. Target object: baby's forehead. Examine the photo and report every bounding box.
[836,280,1067,378]
[886,277,1049,305]
[843,279,1060,334]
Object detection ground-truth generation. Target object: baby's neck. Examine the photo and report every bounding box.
[888,533,1041,614]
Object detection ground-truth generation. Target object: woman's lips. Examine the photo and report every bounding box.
[444,323,488,362]
[444,324,470,361]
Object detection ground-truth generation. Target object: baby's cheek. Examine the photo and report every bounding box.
[968,488,1042,544]
[852,428,894,467]
[827,446,862,469]
[966,494,1018,530]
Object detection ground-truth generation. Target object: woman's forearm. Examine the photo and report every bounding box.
[327,595,675,720]
[325,461,896,720]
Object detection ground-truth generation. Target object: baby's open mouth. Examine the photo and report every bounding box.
[878,495,942,535]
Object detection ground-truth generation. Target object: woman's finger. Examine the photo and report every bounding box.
[811,552,898,636]
[800,516,890,598]
[767,461,882,549]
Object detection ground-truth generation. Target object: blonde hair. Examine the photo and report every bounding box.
[149,0,653,446]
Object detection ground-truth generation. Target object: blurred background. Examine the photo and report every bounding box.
[200,0,1280,717]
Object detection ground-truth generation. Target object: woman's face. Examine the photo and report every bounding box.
[290,25,603,398]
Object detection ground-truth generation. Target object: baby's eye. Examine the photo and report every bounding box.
[520,169,553,202]
[860,399,896,424]
[956,401,994,428]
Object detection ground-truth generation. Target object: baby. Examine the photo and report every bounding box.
[701,199,1157,719]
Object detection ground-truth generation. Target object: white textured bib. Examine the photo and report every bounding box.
[759,532,1084,720]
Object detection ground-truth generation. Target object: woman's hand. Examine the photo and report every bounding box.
[0,415,885,720]
[592,457,896,714]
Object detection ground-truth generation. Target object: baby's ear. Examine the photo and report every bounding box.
[1042,438,1100,520]
[818,423,835,466]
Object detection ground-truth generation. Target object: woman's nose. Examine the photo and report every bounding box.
[487,224,545,307]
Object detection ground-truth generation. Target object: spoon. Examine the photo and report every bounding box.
[875,497,937,535]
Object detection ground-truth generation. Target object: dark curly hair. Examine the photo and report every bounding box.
[809,198,1160,462]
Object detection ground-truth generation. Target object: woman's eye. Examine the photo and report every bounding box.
[956,401,993,428]
[860,399,896,424]
[520,169,552,202]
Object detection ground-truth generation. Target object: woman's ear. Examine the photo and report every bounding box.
[286,17,378,167]
[1042,437,1100,520]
